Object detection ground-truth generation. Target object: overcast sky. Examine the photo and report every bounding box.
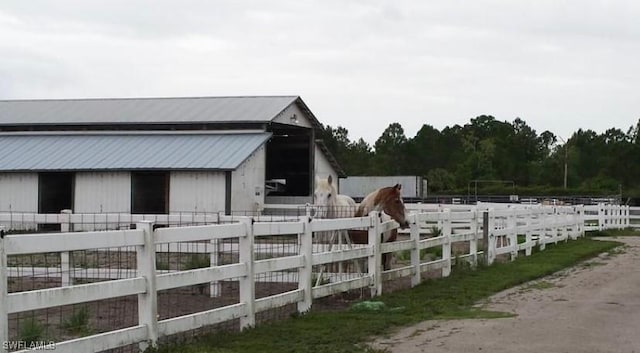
[1,1,639,144]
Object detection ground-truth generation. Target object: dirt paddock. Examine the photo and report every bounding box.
[373,236,640,353]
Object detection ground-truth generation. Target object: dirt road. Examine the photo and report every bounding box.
[373,237,640,353]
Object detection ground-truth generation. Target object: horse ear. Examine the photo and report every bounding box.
[394,183,402,191]
[328,175,333,185]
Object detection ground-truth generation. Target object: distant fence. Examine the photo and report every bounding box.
[0,203,635,352]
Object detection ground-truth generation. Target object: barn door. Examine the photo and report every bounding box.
[38,172,74,231]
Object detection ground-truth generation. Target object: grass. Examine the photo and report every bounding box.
[521,280,557,291]
[182,254,211,270]
[62,306,93,336]
[152,236,619,353]
[19,317,46,345]
[587,228,638,237]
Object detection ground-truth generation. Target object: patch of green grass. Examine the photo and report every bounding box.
[521,280,556,291]
[182,254,211,270]
[580,261,607,268]
[19,317,45,345]
[62,306,93,336]
[153,237,619,353]
[587,228,638,237]
[155,257,170,271]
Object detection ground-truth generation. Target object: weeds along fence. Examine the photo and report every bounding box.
[0,203,634,353]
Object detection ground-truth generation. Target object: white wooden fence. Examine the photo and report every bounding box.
[0,203,635,353]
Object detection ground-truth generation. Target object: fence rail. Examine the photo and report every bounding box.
[0,203,635,352]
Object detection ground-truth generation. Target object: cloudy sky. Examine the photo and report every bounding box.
[1,1,638,144]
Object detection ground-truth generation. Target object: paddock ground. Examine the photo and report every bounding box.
[373,236,640,353]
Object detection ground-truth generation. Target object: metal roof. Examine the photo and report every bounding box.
[0,132,271,171]
[0,96,300,126]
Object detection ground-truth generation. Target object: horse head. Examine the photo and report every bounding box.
[374,184,409,228]
[313,175,337,218]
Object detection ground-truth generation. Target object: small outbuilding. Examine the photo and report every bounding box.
[0,96,344,219]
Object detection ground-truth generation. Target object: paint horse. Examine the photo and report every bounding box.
[351,184,409,270]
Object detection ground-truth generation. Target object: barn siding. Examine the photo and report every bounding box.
[75,172,131,213]
[0,173,38,230]
[314,145,338,187]
[0,173,38,212]
[272,104,313,128]
[231,146,266,213]
[169,172,226,213]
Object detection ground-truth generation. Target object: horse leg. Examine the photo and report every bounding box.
[381,230,398,271]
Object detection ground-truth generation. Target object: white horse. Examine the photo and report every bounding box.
[313,175,356,219]
[313,175,358,282]
[313,175,357,245]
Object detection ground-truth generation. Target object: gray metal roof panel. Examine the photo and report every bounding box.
[0,133,271,171]
[0,96,299,125]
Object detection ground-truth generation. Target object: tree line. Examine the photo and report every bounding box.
[318,116,640,196]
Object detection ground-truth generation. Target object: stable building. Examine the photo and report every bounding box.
[0,96,344,218]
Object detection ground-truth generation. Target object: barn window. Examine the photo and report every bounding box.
[131,172,169,214]
[265,125,312,196]
[38,172,74,231]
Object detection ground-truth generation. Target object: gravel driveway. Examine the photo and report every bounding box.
[373,237,640,353]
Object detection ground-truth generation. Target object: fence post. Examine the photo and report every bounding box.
[469,209,478,267]
[298,216,313,313]
[483,210,496,265]
[539,210,547,251]
[209,237,221,297]
[564,211,571,241]
[238,217,255,329]
[409,214,421,287]
[524,211,533,256]
[598,203,605,231]
[579,205,585,237]
[0,229,8,353]
[442,209,452,277]
[60,210,72,287]
[136,221,158,351]
[368,212,382,297]
[552,208,559,244]
[624,206,630,229]
[508,212,517,260]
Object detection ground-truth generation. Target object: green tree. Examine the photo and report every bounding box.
[426,168,456,193]
[373,123,408,175]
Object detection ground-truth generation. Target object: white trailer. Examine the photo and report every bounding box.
[338,176,426,199]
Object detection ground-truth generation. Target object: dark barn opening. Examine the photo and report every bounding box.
[131,172,169,214]
[265,125,313,196]
[38,172,74,231]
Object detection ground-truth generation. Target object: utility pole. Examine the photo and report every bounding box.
[563,144,568,189]
[558,135,568,189]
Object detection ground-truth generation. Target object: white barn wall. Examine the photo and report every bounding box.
[0,173,38,229]
[314,145,338,186]
[0,173,38,213]
[232,146,266,213]
[75,172,131,213]
[170,172,226,213]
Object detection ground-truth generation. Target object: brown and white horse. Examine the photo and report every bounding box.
[351,184,409,270]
